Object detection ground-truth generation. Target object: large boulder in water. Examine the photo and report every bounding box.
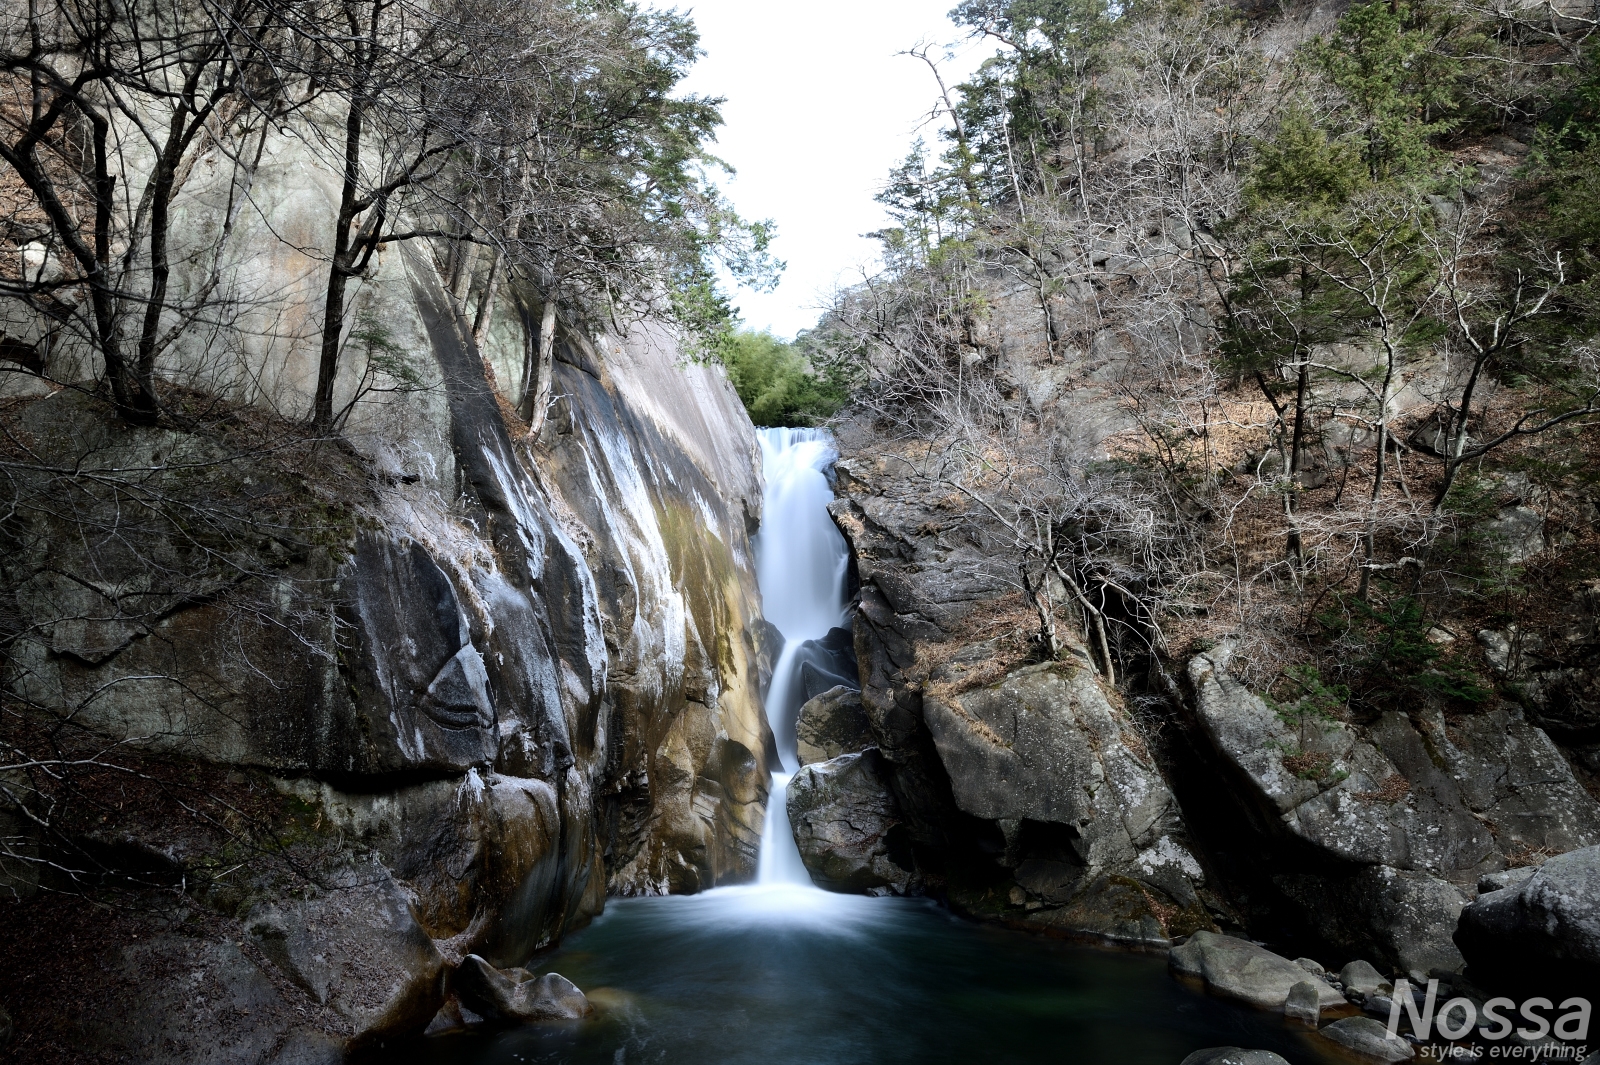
[796,685,875,766]
[1315,1017,1415,1062]
[787,749,917,894]
[453,955,593,1023]
[1169,931,1346,1011]
[1455,845,1600,992]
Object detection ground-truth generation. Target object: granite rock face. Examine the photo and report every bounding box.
[787,749,916,894]
[823,421,1600,978]
[1455,844,1600,992]
[1185,643,1600,973]
[1,237,771,1056]
[924,662,1206,942]
[824,438,1210,944]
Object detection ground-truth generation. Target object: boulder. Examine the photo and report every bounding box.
[453,956,593,1023]
[1455,844,1600,991]
[1180,1051,1291,1065]
[1340,960,1392,998]
[1170,932,1346,1011]
[1295,958,1327,975]
[796,685,875,766]
[787,749,916,894]
[245,866,444,1045]
[1316,1017,1415,1062]
[1285,980,1322,1025]
[926,660,1207,940]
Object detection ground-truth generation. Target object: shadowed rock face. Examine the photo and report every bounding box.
[1185,643,1600,973]
[1455,844,1600,994]
[1,247,771,1059]
[822,441,1209,945]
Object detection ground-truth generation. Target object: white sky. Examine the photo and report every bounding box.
[676,2,998,340]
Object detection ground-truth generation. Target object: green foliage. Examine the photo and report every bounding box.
[349,313,424,392]
[1265,663,1349,749]
[539,1,784,351]
[1429,472,1530,600]
[1319,593,1490,708]
[1521,43,1600,336]
[875,140,974,257]
[1244,108,1367,211]
[949,0,1119,198]
[1224,0,1469,398]
[1304,1,1460,181]
[719,330,850,427]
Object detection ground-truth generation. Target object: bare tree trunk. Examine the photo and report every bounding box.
[523,300,558,440]
[313,90,365,430]
[1357,364,1396,602]
[1286,357,1309,565]
[472,244,506,348]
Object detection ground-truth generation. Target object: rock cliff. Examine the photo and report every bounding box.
[801,419,1600,981]
[0,244,771,1060]
[805,438,1211,946]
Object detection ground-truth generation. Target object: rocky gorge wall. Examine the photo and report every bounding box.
[786,421,1600,997]
[0,233,772,1060]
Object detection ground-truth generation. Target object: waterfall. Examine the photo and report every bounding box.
[752,427,852,887]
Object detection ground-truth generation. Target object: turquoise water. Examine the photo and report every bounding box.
[403,884,1344,1065]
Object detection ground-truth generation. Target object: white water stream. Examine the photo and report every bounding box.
[752,428,853,888]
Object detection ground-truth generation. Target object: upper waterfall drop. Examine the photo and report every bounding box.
[752,427,854,887]
[754,428,853,773]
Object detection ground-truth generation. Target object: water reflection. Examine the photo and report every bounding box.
[403,893,1344,1065]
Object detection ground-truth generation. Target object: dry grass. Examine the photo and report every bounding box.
[1356,773,1412,803]
[918,592,1040,699]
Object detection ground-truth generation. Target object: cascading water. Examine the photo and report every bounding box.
[415,424,1348,1065]
[751,427,853,887]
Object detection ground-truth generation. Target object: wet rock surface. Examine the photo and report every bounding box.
[1179,1051,1292,1065]
[795,685,875,766]
[0,250,770,1059]
[452,955,593,1023]
[1169,932,1346,1011]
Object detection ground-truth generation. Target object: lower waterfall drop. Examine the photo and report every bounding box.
[752,427,854,887]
